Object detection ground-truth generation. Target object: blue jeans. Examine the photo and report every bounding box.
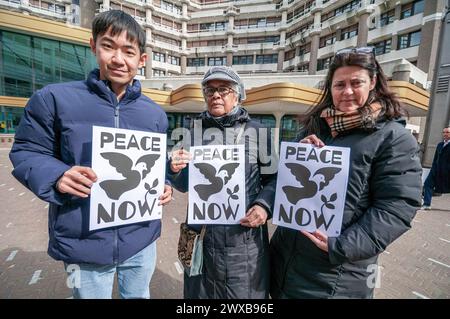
[423,172,434,206]
[65,242,157,299]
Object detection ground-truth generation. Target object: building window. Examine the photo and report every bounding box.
[298,63,309,72]
[298,43,311,56]
[373,39,392,55]
[319,33,336,48]
[401,0,424,19]
[232,55,253,65]
[379,9,395,27]
[340,24,358,41]
[153,52,166,63]
[398,30,421,50]
[136,67,145,76]
[255,54,278,64]
[334,0,361,17]
[281,115,302,143]
[152,69,166,76]
[246,36,280,44]
[284,50,295,61]
[251,114,276,128]
[160,0,182,15]
[187,58,205,67]
[208,57,226,66]
[168,55,180,65]
[317,56,333,71]
[0,30,97,98]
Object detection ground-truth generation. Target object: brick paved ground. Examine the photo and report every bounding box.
[0,148,448,299]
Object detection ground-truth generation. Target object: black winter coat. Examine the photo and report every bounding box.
[270,117,422,298]
[169,107,277,299]
[430,141,450,193]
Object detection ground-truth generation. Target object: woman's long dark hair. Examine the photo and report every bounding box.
[301,52,406,135]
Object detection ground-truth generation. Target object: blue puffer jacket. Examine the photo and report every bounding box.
[9,69,168,265]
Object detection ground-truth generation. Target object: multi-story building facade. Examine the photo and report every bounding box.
[0,0,437,146]
[81,0,442,82]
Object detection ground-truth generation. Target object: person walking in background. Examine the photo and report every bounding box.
[270,47,422,298]
[422,126,450,210]
[9,10,172,299]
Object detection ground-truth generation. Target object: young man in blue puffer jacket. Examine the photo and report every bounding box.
[9,10,173,299]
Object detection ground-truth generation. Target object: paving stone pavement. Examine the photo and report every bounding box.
[0,148,448,299]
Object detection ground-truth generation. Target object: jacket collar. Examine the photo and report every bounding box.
[86,69,141,104]
[198,106,250,129]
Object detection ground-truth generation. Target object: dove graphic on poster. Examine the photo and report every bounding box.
[282,163,341,205]
[193,162,239,201]
[99,152,160,200]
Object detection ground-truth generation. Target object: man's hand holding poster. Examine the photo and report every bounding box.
[90,126,166,231]
[273,142,350,236]
[188,145,245,224]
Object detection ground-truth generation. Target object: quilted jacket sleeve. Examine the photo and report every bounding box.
[9,89,71,205]
[328,128,422,264]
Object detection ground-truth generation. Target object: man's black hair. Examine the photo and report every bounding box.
[92,10,146,54]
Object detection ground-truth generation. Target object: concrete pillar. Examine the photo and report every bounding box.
[103,0,110,11]
[227,52,233,66]
[228,15,235,30]
[227,34,233,46]
[417,0,446,80]
[309,33,320,75]
[65,4,71,22]
[394,2,402,20]
[145,28,153,78]
[280,30,286,45]
[182,21,187,34]
[281,10,287,24]
[181,55,187,74]
[391,33,398,51]
[182,2,188,18]
[357,13,370,46]
[277,49,285,72]
[146,7,152,23]
[145,46,153,78]
[335,29,342,42]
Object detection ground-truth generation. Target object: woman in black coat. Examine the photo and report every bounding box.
[270,47,422,298]
[169,66,277,298]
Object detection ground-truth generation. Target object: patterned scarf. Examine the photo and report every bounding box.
[320,103,383,137]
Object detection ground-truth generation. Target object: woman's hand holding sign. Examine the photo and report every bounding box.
[300,134,325,147]
[301,230,329,252]
[56,166,97,198]
[240,205,268,228]
[170,148,192,173]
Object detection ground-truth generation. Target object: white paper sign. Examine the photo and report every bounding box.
[273,142,350,236]
[188,145,246,224]
[90,126,166,231]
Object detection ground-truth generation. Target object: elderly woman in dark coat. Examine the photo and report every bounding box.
[270,47,422,298]
[169,66,277,299]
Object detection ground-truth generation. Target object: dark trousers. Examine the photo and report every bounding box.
[423,172,434,206]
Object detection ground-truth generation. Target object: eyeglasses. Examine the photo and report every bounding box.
[335,46,375,56]
[203,86,235,97]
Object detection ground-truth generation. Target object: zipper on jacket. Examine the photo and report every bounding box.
[113,97,120,264]
[114,105,120,128]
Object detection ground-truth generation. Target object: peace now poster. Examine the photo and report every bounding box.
[188,145,246,225]
[89,126,166,231]
[273,142,350,237]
